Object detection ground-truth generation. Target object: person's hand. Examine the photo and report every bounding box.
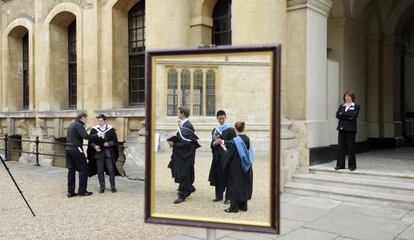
[94,145,101,152]
[97,132,105,138]
[103,142,109,147]
[214,139,222,145]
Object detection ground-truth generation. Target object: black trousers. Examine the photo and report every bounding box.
[66,148,88,194]
[178,173,192,199]
[337,130,357,169]
[96,155,115,190]
[213,161,227,200]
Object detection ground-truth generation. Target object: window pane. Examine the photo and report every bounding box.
[206,69,215,116]
[181,69,191,110]
[167,69,178,116]
[68,21,77,108]
[193,70,203,116]
[212,0,232,46]
[129,1,145,106]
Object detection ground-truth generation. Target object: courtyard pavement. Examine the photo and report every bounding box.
[1,152,414,240]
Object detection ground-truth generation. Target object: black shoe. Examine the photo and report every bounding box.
[67,192,78,198]
[79,191,93,196]
[224,208,239,213]
[239,206,248,212]
[111,188,117,193]
[212,198,223,202]
[174,197,185,204]
[224,200,230,204]
[99,189,105,193]
[349,168,356,171]
[335,167,344,170]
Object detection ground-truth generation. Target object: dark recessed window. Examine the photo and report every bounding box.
[128,0,145,106]
[68,21,77,109]
[22,33,29,110]
[212,0,232,46]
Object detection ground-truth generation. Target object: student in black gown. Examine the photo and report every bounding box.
[221,121,254,213]
[208,110,236,204]
[335,90,360,171]
[167,107,200,204]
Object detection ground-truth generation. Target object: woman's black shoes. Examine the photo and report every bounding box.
[349,168,356,171]
[334,167,344,170]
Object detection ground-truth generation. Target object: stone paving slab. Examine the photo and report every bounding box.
[277,228,337,240]
[398,225,414,240]
[304,207,410,240]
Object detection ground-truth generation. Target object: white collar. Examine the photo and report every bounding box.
[94,124,113,133]
[343,102,355,107]
[180,118,189,127]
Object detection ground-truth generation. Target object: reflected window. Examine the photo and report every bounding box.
[212,0,232,46]
[23,33,29,110]
[129,0,145,106]
[167,68,215,116]
[167,69,178,116]
[181,69,191,111]
[193,70,203,116]
[68,21,77,109]
[206,69,216,116]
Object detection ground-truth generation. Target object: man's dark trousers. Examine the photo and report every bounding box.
[96,153,115,190]
[66,148,88,194]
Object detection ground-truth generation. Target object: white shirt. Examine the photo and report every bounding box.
[343,102,355,112]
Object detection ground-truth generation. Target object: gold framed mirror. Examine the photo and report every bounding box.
[145,45,280,234]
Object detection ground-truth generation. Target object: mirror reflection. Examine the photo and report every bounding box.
[151,52,272,226]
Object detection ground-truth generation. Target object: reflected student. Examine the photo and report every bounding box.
[221,121,254,213]
[167,107,201,204]
[209,110,236,204]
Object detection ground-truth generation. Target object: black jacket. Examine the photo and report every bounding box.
[65,119,97,150]
[336,103,360,132]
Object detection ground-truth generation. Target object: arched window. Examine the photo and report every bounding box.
[128,0,145,106]
[212,0,232,46]
[68,21,77,108]
[22,33,29,109]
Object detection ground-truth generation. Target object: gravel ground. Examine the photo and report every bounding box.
[0,163,189,240]
[154,150,271,225]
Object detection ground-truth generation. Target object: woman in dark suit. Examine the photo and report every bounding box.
[336,90,360,171]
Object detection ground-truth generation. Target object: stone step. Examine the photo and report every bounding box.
[284,182,414,210]
[292,173,414,196]
[309,165,414,184]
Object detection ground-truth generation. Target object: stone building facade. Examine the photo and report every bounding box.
[1,0,413,187]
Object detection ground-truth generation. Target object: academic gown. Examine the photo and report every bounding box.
[87,126,121,177]
[224,134,253,202]
[167,121,201,183]
[208,127,236,186]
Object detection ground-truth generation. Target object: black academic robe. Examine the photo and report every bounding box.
[167,120,201,183]
[87,126,120,177]
[208,127,236,186]
[224,134,253,202]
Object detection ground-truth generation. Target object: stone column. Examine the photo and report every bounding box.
[382,35,403,139]
[367,33,381,138]
[286,0,333,165]
[81,1,100,112]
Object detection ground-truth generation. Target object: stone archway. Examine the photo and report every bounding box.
[2,18,34,112]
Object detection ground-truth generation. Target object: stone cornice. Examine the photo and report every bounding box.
[287,0,333,17]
